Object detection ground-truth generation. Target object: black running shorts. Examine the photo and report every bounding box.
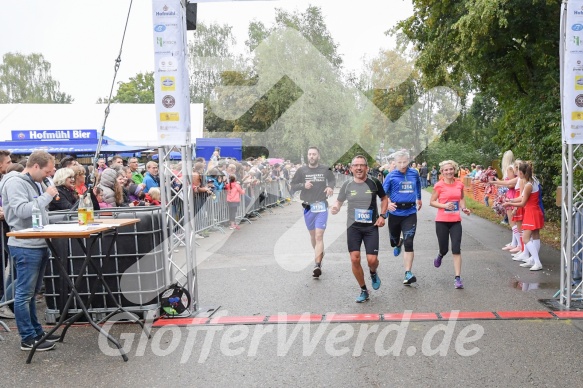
[347,224,379,255]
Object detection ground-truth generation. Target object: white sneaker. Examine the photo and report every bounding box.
[194,234,205,239]
[512,253,528,261]
[530,264,543,271]
[520,260,534,268]
[0,305,15,319]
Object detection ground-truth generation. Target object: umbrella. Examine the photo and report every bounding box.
[267,158,284,165]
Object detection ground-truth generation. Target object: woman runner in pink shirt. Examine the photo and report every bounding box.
[429,160,471,289]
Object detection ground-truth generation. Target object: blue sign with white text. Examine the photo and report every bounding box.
[11,130,98,141]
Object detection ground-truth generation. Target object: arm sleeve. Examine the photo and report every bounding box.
[290,169,305,192]
[50,193,75,210]
[337,181,349,202]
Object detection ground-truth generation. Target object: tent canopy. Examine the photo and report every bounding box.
[0,136,150,155]
[0,104,204,148]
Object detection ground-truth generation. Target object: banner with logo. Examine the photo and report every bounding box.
[152,0,191,146]
[11,130,97,141]
[563,0,583,143]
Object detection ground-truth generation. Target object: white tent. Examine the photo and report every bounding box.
[0,104,204,148]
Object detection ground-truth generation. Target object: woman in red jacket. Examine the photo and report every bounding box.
[225,175,245,230]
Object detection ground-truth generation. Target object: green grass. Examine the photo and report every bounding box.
[424,187,560,250]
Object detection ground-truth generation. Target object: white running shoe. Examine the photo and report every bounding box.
[530,264,543,271]
[512,253,528,261]
[520,260,534,268]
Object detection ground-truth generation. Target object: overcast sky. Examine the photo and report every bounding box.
[0,0,413,104]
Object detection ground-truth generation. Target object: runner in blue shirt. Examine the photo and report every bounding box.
[382,150,422,286]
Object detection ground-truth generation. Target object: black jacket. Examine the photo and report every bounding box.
[49,185,79,211]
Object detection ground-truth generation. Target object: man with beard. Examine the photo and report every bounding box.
[290,147,336,278]
[331,156,387,302]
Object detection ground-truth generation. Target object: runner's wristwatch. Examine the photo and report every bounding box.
[380,214,387,219]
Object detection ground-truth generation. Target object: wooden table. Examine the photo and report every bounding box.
[8,218,151,363]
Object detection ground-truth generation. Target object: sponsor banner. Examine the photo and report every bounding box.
[11,129,97,141]
[564,0,583,143]
[153,0,190,146]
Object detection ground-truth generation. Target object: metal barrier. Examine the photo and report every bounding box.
[0,221,14,339]
[43,207,165,323]
[334,172,352,188]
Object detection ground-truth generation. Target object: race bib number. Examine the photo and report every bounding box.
[399,181,414,194]
[355,208,373,223]
[445,201,460,213]
[310,201,327,213]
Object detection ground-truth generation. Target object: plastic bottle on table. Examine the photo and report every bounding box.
[32,197,43,230]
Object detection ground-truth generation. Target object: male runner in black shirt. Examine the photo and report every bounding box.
[331,155,388,302]
[290,147,336,278]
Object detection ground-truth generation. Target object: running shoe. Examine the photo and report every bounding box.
[36,332,60,343]
[403,271,417,285]
[371,272,381,290]
[20,339,55,352]
[312,264,322,278]
[355,289,370,303]
[455,277,464,289]
[530,264,543,271]
[512,253,528,261]
[393,238,403,257]
[434,253,443,268]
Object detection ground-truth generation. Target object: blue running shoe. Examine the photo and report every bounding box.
[403,271,417,285]
[393,238,403,257]
[434,253,443,268]
[371,272,381,290]
[455,277,464,289]
[355,289,370,303]
[393,245,401,257]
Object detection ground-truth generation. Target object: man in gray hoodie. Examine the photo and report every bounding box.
[0,151,59,351]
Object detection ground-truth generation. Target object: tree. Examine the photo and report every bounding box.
[0,52,73,103]
[188,22,240,104]
[397,0,561,219]
[105,72,154,103]
[207,6,353,162]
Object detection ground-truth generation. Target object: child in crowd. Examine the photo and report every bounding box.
[145,187,161,205]
[94,186,112,208]
[225,174,245,230]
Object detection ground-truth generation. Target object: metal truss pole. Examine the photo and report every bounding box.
[158,145,198,312]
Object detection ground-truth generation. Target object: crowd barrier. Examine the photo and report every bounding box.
[334,172,352,188]
[43,207,165,323]
[190,179,293,238]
